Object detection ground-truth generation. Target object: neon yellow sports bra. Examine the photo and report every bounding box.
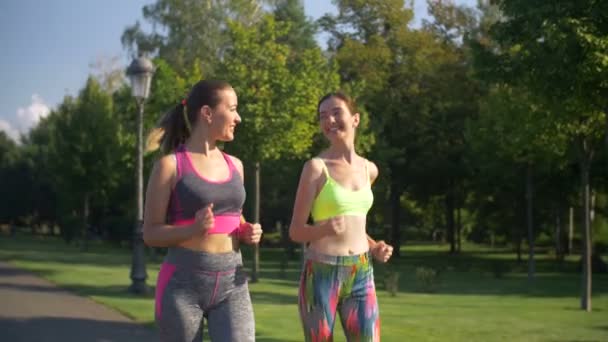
[310,158,374,222]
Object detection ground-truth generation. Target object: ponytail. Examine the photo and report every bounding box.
[145,102,192,154]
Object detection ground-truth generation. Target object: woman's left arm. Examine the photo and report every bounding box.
[231,155,263,244]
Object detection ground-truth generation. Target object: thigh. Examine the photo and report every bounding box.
[298,260,340,342]
[338,265,380,342]
[157,267,204,342]
[206,282,255,342]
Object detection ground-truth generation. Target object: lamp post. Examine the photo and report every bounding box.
[126,54,155,294]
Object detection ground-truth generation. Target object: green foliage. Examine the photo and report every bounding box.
[49,79,122,201]
[322,0,481,252]
[271,0,317,52]
[473,0,607,142]
[218,15,340,163]
[122,0,267,74]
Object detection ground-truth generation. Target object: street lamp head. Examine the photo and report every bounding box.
[126,54,155,101]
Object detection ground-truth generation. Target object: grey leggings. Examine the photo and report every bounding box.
[155,247,255,342]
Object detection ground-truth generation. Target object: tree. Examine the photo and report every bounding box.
[122,0,267,74]
[473,0,608,311]
[217,14,340,280]
[47,78,124,249]
[466,84,568,278]
[417,0,480,254]
[321,0,479,256]
[271,0,317,52]
[0,131,26,226]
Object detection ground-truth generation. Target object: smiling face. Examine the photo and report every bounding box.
[201,87,241,142]
[318,95,360,144]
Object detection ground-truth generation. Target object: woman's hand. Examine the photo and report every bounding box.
[371,240,393,263]
[239,222,263,244]
[193,203,214,235]
[322,215,346,236]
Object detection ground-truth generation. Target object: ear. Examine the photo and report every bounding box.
[200,105,213,124]
[352,112,361,128]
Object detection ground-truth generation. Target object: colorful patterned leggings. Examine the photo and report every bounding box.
[298,250,380,342]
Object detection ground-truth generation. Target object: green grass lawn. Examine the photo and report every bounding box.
[1,234,607,341]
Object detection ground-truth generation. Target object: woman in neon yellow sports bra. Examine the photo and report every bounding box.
[289,91,393,342]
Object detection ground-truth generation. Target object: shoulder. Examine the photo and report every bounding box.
[225,153,244,177]
[225,154,243,170]
[363,158,379,183]
[303,157,325,178]
[150,153,177,184]
[297,157,326,186]
[156,153,177,173]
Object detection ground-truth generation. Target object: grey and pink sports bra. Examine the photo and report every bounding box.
[167,145,246,234]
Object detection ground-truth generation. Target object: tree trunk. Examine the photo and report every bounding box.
[445,181,456,254]
[516,235,522,263]
[555,208,562,260]
[389,173,402,258]
[525,163,535,281]
[579,139,593,312]
[605,107,608,152]
[81,193,90,252]
[251,162,261,283]
[568,206,574,255]
[590,190,596,224]
[456,206,462,252]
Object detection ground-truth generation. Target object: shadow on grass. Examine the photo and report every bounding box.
[4,234,608,299]
[0,281,157,301]
[0,316,158,342]
[250,290,297,305]
[255,332,300,342]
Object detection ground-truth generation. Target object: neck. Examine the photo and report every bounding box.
[327,140,357,163]
[185,129,218,156]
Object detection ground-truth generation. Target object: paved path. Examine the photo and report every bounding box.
[0,261,159,342]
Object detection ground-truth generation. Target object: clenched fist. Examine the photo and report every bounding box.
[239,222,263,245]
[193,203,214,235]
[371,240,393,263]
[323,215,346,236]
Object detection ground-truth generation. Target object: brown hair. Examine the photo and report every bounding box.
[147,80,232,154]
[317,91,358,116]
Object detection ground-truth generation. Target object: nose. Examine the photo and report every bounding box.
[235,112,241,124]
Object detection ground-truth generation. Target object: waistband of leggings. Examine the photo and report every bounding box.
[165,247,242,271]
[304,248,370,266]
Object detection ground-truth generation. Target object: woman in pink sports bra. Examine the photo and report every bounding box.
[290,91,393,341]
[143,80,262,342]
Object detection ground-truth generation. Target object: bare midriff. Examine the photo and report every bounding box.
[308,215,369,255]
[178,233,240,253]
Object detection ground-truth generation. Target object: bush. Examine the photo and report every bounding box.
[58,214,81,244]
[577,254,608,274]
[489,260,511,278]
[383,267,400,297]
[100,215,133,245]
[415,266,439,293]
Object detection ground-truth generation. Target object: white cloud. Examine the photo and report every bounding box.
[0,94,51,143]
[16,94,50,132]
[0,119,20,141]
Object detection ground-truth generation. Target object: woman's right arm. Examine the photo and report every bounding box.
[143,155,203,247]
[289,159,340,243]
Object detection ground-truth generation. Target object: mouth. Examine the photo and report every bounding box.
[325,126,341,134]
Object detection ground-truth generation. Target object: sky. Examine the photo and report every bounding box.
[0,0,475,142]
